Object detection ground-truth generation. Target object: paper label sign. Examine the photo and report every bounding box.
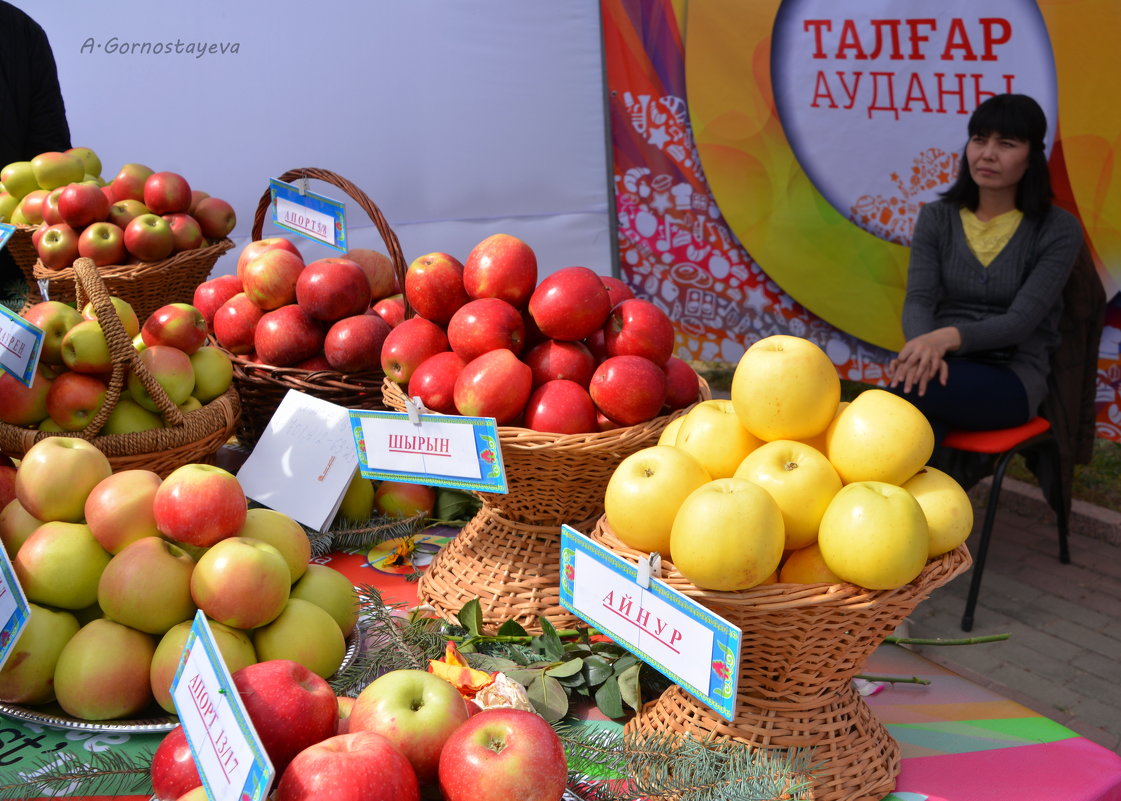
[0,223,14,251]
[559,525,742,721]
[269,178,347,251]
[171,612,274,801]
[0,305,43,388]
[349,408,507,493]
[0,547,30,672]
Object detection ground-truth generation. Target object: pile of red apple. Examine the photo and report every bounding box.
[0,297,233,434]
[0,147,236,269]
[151,661,569,801]
[200,237,403,372]
[0,438,358,722]
[385,233,700,433]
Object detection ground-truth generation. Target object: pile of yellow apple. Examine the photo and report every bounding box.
[604,335,973,592]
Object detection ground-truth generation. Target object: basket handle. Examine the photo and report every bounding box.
[71,258,186,435]
[251,167,412,317]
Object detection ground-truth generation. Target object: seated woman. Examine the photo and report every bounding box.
[887,93,1084,445]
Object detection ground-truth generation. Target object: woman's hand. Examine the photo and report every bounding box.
[887,327,961,396]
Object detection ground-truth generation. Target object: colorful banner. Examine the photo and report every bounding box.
[603,0,1121,440]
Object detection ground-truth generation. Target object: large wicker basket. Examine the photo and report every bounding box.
[222,167,409,448]
[383,376,710,628]
[0,258,240,477]
[25,237,234,322]
[590,517,971,801]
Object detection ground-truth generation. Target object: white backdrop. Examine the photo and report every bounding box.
[11,0,614,279]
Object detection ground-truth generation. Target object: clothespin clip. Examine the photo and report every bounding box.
[636,552,661,590]
[36,279,50,303]
[405,395,427,426]
[299,175,309,196]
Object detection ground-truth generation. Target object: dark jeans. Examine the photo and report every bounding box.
[888,357,1031,444]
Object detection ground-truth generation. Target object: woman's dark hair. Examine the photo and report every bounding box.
[940,93,1053,218]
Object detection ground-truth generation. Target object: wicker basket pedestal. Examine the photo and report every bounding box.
[591,518,972,801]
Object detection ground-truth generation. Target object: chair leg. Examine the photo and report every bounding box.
[961,450,1017,632]
[1038,437,1071,564]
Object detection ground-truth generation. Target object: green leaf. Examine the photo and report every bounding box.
[545,657,584,678]
[528,674,569,723]
[496,618,528,637]
[594,677,625,719]
[465,654,518,674]
[612,654,638,675]
[617,662,643,711]
[581,655,614,688]
[457,599,483,637]
[502,667,541,688]
[531,616,565,661]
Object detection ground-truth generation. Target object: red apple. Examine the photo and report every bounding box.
[192,274,243,331]
[380,316,450,384]
[231,659,339,777]
[110,163,155,203]
[371,294,406,328]
[294,354,331,371]
[589,355,667,426]
[603,298,676,366]
[438,708,568,801]
[127,344,196,411]
[45,371,107,431]
[254,304,325,367]
[141,303,208,354]
[601,274,635,307]
[236,237,302,280]
[242,248,305,310]
[373,482,436,519]
[162,213,205,253]
[528,265,612,341]
[30,221,48,249]
[84,469,163,554]
[212,292,265,355]
[296,258,371,322]
[447,297,525,362]
[36,223,79,270]
[152,463,247,547]
[523,379,598,434]
[144,171,192,215]
[274,731,419,801]
[124,213,175,262]
[191,537,289,629]
[0,365,54,426]
[336,695,356,734]
[0,466,17,512]
[57,182,110,229]
[345,247,400,302]
[40,188,65,226]
[187,190,210,215]
[407,351,466,415]
[524,339,596,388]
[462,233,537,309]
[77,221,126,267]
[191,196,236,239]
[107,197,150,230]
[17,189,49,225]
[664,355,701,411]
[404,252,469,325]
[150,726,202,801]
[324,314,392,373]
[453,349,533,424]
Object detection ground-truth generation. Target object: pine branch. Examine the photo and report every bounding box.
[0,748,154,800]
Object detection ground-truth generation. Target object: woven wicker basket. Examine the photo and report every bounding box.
[383,376,711,628]
[25,237,234,322]
[6,224,38,280]
[0,258,240,477]
[222,167,409,448]
[590,517,972,801]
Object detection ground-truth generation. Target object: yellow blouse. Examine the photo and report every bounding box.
[960,207,1023,267]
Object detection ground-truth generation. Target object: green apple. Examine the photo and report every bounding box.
[53,618,158,720]
[0,191,17,222]
[177,396,202,414]
[83,296,140,339]
[0,603,80,704]
[13,521,111,609]
[0,160,39,199]
[150,618,256,713]
[190,537,290,629]
[236,507,311,583]
[290,563,359,637]
[38,417,65,432]
[30,151,84,191]
[102,397,164,434]
[252,598,346,679]
[60,320,113,374]
[97,536,197,634]
[187,346,233,403]
[0,499,43,559]
[335,472,375,523]
[23,301,84,366]
[65,147,102,178]
[14,436,113,522]
[17,189,48,225]
[127,345,195,411]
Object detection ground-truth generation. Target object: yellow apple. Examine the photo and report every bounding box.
[674,399,762,478]
[779,543,843,584]
[903,466,975,557]
[668,477,785,591]
[730,335,840,441]
[817,481,930,590]
[824,389,934,485]
[604,445,711,554]
[657,415,685,447]
[797,400,847,454]
[733,439,842,550]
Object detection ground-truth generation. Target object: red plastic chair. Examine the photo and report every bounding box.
[941,416,1070,631]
